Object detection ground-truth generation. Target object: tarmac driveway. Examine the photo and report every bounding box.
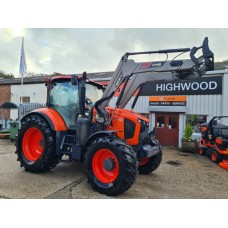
[0,138,228,199]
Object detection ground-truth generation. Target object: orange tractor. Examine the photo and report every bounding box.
[16,37,214,195]
[197,116,228,169]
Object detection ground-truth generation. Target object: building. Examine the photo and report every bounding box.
[107,70,228,147]
[0,70,228,148]
[146,71,228,148]
[0,83,11,121]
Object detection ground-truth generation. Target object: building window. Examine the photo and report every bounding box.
[20,96,30,103]
[169,116,177,129]
[156,115,165,128]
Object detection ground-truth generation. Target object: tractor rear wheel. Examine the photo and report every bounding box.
[16,114,59,172]
[85,136,138,196]
[139,150,162,174]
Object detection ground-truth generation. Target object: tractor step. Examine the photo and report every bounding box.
[62,143,74,146]
[60,134,76,159]
[59,134,82,162]
[60,155,72,163]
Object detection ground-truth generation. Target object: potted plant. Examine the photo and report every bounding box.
[182,124,197,152]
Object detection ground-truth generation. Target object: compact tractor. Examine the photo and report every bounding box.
[197,116,228,169]
[16,37,214,195]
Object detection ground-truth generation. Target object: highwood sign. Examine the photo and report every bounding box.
[149,96,187,106]
[140,76,222,96]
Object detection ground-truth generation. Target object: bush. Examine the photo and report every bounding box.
[183,124,193,141]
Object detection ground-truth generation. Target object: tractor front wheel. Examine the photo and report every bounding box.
[139,150,162,174]
[196,140,206,155]
[85,136,138,196]
[16,114,59,172]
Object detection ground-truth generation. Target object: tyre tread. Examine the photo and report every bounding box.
[139,151,162,174]
[85,136,138,196]
[16,114,59,172]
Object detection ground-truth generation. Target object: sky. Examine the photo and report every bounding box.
[0,28,228,77]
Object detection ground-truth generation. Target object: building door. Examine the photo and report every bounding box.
[155,113,179,147]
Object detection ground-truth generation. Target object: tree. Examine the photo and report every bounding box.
[25,71,48,77]
[0,71,14,79]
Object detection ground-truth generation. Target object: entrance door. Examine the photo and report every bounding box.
[155,113,179,147]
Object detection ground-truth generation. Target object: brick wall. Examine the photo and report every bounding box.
[0,85,11,120]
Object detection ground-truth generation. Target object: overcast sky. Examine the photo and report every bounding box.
[1,28,228,77]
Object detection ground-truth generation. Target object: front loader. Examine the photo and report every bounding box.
[16,37,214,196]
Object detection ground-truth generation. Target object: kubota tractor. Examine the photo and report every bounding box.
[197,116,228,169]
[16,37,214,195]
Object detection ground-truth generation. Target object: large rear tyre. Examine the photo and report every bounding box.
[85,136,138,196]
[139,150,162,174]
[16,114,59,172]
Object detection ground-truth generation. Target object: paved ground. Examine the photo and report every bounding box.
[0,138,228,199]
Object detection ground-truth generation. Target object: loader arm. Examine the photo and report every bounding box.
[101,37,214,109]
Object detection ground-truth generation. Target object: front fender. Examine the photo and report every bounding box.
[82,130,117,152]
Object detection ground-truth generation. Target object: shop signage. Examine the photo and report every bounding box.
[141,76,222,96]
[149,96,187,106]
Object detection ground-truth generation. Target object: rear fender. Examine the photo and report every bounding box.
[21,108,67,131]
[20,108,68,156]
[215,144,228,155]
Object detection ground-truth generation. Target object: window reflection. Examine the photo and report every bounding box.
[85,83,103,107]
[169,116,177,129]
[157,116,165,128]
[50,81,79,128]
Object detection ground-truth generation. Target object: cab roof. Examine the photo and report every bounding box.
[49,75,105,89]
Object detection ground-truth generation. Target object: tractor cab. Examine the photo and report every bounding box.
[46,76,104,129]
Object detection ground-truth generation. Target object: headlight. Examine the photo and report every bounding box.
[138,118,149,133]
[124,119,136,139]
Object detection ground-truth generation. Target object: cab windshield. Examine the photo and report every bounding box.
[49,79,103,128]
